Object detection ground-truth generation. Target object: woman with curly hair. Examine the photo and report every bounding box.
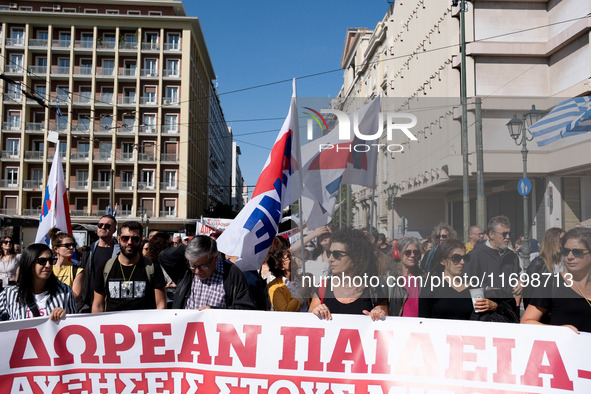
[309,228,387,321]
[267,243,309,312]
[49,228,85,302]
[0,236,19,288]
[0,243,76,321]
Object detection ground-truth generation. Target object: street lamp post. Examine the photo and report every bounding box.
[386,184,399,240]
[506,105,544,269]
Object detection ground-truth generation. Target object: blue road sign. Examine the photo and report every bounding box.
[518,178,532,196]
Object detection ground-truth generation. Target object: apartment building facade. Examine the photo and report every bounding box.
[0,0,231,240]
[337,0,591,239]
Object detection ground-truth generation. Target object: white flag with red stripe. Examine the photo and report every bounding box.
[217,80,301,270]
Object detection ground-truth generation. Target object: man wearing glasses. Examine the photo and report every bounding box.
[92,221,166,312]
[420,223,457,272]
[159,235,254,310]
[465,225,485,252]
[464,215,522,318]
[79,215,120,312]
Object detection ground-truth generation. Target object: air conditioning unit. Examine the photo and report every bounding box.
[53,4,61,10]
[138,184,145,190]
[164,99,171,105]
[150,128,156,133]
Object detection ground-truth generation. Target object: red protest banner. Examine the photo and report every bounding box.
[1,310,589,393]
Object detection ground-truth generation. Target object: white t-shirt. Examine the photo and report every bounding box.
[26,291,50,318]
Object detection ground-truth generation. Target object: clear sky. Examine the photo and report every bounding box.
[183,1,392,190]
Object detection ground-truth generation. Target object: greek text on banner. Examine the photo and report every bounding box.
[1,310,590,393]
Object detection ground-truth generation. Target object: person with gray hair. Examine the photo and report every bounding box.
[158,235,255,310]
[386,236,426,317]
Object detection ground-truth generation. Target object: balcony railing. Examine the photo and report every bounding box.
[162,69,180,77]
[162,97,179,105]
[73,96,92,105]
[23,209,42,216]
[28,66,47,74]
[117,210,133,217]
[92,181,111,190]
[23,180,42,189]
[25,122,45,132]
[0,180,19,188]
[71,152,90,160]
[29,39,48,48]
[51,66,70,75]
[74,66,93,76]
[1,150,20,159]
[6,38,25,46]
[141,125,158,133]
[162,125,179,134]
[97,41,116,50]
[52,39,71,48]
[94,152,112,160]
[119,96,136,105]
[3,122,21,131]
[0,209,18,215]
[160,154,178,162]
[119,42,138,50]
[141,42,160,51]
[3,93,22,102]
[72,181,89,190]
[24,151,44,159]
[163,43,180,51]
[137,153,156,161]
[96,67,115,76]
[139,97,157,105]
[160,182,178,190]
[160,210,177,217]
[137,182,155,190]
[4,65,23,73]
[140,69,158,77]
[119,68,137,77]
[72,122,90,132]
[70,210,89,216]
[118,152,134,161]
[74,40,94,49]
[96,94,114,105]
[118,181,134,190]
[120,124,136,133]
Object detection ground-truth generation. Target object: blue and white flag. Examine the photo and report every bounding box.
[217,80,301,271]
[56,99,63,117]
[530,97,591,146]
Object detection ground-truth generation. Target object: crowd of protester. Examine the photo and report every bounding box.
[1,213,591,335]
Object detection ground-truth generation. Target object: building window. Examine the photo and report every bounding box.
[62,8,76,13]
[162,199,176,216]
[106,9,119,15]
[5,168,19,187]
[166,33,180,51]
[19,6,33,11]
[127,10,141,15]
[163,171,177,189]
[84,9,98,14]
[148,11,162,16]
[6,139,20,157]
[141,170,155,189]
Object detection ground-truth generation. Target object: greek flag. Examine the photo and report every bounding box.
[530,97,591,147]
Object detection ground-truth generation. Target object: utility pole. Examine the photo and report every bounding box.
[459,0,470,242]
[475,97,485,229]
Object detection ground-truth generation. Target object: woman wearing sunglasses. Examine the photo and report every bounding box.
[0,236,19,289]
[309,228,387,321]
[267,243,310,312]
[522,227,591,333]
[49,228,85,302]
[386,237,425,317]
[420,239,496,319]
[0,243,76,321]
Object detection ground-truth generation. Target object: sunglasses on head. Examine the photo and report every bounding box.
[58,243,76,249]
[561,247,590,258]
[120,235,141,244]
[403,249,421,257]
[328,250,348,260]
[35,257,57,266]
[97,223,112,229]
[448,254,470,264]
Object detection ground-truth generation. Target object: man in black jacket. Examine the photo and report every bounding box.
[159,235,255,310]
[464,215,522,318]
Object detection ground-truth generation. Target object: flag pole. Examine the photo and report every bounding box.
[369,188,375,239]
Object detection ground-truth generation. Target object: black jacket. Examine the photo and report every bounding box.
[158,245,255,310]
